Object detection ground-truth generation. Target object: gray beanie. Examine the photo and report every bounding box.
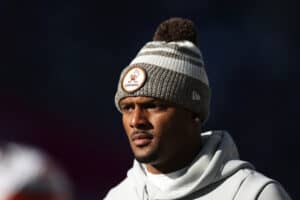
[115,18,211,123]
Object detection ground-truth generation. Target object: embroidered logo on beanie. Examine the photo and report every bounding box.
[192,90,201,101]
[122,67,147,93]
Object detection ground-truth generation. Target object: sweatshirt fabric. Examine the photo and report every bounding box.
[104,131,291,200]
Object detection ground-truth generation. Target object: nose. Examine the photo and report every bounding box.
[129,107,149,129]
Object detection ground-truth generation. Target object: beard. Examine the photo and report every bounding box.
[133,145,160,164]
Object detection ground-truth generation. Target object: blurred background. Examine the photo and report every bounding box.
[0,0,298,199]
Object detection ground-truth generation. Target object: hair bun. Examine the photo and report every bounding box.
[153,17,198,45]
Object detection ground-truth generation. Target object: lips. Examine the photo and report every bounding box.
[131,131,153,147]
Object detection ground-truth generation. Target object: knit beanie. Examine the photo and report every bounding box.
[115,17,211,123]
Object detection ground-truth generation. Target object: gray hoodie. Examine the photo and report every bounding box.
[104,131,291,200]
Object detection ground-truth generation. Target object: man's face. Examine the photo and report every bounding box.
[120,96,197,168]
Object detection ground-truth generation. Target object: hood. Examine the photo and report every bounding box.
[126,130,254,200]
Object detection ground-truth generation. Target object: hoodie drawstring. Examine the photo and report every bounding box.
[143,185,149,200]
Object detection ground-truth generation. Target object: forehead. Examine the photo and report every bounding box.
[120,96,166,105]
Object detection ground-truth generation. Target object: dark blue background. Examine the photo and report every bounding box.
[0,0,298,199]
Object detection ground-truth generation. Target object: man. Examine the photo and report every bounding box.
[0,142,73,200]
[105,17,291,200]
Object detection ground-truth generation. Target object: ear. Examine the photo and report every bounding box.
[192,113,201,125]
[194,117,200,123]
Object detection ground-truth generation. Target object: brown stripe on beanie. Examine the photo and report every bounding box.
[143,43,202,60]
[136,51,204,67]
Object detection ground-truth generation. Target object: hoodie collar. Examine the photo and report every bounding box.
[127,130,253,200]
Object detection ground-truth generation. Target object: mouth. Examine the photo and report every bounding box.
[131,131,154,147]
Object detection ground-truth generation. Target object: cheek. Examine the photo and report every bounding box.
[122,116,131,134]
[151,115,177,136]
[152,113,191,138]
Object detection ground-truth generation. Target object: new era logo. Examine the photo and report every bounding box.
[192,90,201,101]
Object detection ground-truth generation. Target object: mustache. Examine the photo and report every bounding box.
[130,130,154,141]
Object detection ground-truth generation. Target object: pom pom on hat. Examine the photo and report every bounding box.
[153,17,198,45]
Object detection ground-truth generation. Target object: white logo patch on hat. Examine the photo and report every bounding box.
[122,67,147,93]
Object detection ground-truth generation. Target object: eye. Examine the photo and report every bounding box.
[120,104,134,113]
[144,103,157,109]
[144,102,168,111]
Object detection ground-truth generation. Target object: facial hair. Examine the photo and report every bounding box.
[133,144,160,164]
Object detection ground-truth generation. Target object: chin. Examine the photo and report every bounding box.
[134,149,159,164]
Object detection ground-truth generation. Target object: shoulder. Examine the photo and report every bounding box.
[235,169,291,200]
[257,182,292,200]
[104,178,135,200]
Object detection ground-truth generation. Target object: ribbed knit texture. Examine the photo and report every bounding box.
[115,40,211,122]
